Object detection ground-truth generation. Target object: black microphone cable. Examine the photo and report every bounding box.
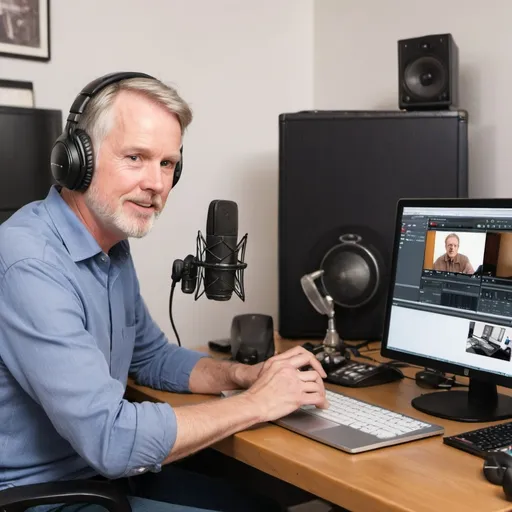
[168,280,181,347]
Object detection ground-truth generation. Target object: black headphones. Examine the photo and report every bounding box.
[50,71,184,191]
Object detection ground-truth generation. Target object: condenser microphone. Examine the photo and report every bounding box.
[169,199,248,346]
[204,200,239,300]
[171,200,248,300]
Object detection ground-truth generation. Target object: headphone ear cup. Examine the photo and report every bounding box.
[172,146,183,188]
[172,160,182,188]
[50,129,95,191]
[50,133,74,188]
[73,129,95,191]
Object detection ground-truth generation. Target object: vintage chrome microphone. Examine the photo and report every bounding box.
[300,270,341,352]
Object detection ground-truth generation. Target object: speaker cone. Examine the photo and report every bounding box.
[404,56,446,100]
[319,234,380,308]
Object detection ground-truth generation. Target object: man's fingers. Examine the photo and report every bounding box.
[301,391,330,409]
[301,381,325,395]
[272,345,307,361]
[305,354,327,378]
[297,370,323,383]
[268,346,327,378]
[289,352,327,378]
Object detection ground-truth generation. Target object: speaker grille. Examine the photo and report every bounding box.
[404,56,447,100]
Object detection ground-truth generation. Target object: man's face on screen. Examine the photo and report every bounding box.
[445,236,459,259]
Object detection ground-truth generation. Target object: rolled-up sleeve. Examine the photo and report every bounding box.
[129,285,209,393]
[0,259,175,479]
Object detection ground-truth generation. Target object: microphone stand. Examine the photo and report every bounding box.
[315,295,348,372]
[300,270,348,372]
[323,295,341,353]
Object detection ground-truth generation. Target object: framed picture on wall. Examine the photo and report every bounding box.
[0,0,50,61]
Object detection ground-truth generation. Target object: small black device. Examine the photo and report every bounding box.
[415,369,462,389]
[50,72,183,191]
[398,33,459,110]
[444,422,512,458]
[302,342,404,387]
[482,451,512,501]
[230,314,274,365]
[325,361,404,388]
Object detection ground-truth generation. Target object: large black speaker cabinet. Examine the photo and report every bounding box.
[398,33,459,110]
[278,110,468,341]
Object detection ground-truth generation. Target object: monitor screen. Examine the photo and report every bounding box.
[0,106,61,222]
[381,200,512,422]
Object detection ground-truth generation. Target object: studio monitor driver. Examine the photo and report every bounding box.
[398,33,459,111]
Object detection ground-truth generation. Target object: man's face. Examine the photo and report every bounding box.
[84,90,182,239]
[445,236,459,259]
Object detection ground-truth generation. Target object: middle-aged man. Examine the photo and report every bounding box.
[433,233,475,274]
[0,72,329,512]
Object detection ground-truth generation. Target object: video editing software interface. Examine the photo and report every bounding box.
[387,205,512,378]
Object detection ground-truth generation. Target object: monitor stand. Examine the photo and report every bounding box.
[412,377,512,422]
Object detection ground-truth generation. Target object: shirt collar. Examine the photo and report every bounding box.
[43,185,128,263]
[444,253,460,264]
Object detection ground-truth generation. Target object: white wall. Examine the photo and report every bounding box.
[314,0,512,199]
[1,0,314,348]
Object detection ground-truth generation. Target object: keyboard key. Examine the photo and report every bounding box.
[301,389,433,439]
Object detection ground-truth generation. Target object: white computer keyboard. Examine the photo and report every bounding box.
[303,389,433,439]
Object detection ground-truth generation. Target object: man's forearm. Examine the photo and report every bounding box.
[188,357,255,394]
[164,392,263,463]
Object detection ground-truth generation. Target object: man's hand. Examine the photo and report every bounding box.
[243,346,329,422]
[231,345,327,389]
[166,346,329,464]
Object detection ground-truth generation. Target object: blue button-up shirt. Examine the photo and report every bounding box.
[0,185,207,490]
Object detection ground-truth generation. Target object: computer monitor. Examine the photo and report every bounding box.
[381,198,512,423]
[0,105,61,223]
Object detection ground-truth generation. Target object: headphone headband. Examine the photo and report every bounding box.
[65,72,155,130]
[51,71,184,191]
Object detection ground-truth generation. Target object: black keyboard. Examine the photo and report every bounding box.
[444,421,512,457]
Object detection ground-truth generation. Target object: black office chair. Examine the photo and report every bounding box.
[0,478,132,512]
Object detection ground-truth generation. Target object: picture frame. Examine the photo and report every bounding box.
[0,79,34,107]
[0,0,50,62]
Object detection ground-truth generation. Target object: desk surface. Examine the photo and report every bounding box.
[125,336,512,512]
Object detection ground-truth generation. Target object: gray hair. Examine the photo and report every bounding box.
[445,233,460,244]
[76,77,193,158]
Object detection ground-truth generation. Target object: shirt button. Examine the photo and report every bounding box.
[136,467,147,474]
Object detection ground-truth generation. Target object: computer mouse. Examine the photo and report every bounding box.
[483,451,512,486]
[415,369,454,389]
[230,314,275,365]
[503,465,512,501]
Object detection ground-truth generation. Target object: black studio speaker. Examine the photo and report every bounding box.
[398,33,459,110]
[278,110,468,341]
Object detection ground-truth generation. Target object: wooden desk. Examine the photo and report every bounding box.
[125,336,512,512]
